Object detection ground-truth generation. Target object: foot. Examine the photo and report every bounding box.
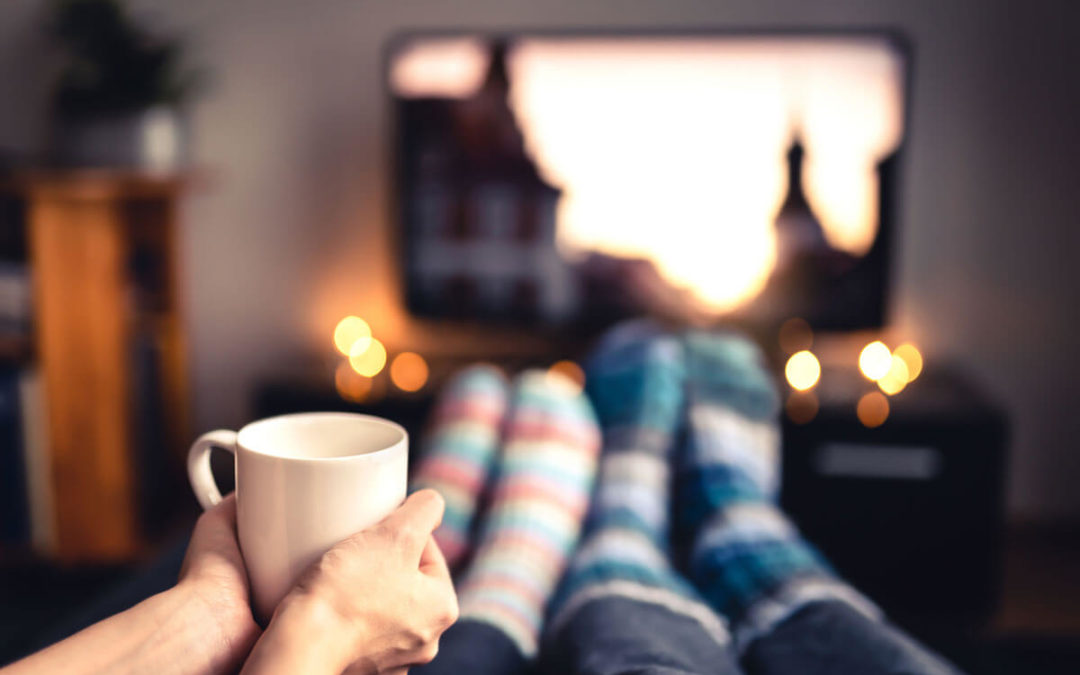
[455,369,601,658]
[547,322,729,647]
[411,364,509,570]
[677,330,878,647]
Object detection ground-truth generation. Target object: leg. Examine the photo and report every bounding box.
[542,322,742,675]
[744,600,962,675]
[544,595,738,675]
[411,364,510,570]
[418,620,531,675]
[418,368,601,674]
[677,330,963,675]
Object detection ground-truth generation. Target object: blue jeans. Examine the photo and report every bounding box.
[420,597,963,675]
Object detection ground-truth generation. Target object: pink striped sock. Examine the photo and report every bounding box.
[411,364,509,570]
[457,369,601,657]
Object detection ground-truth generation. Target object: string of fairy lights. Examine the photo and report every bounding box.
[331,316,429,402]
[780,317,923,428]
[330,315,587,404]
[331,314,921,429]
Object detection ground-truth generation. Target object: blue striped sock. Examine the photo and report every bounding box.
[678,330,879,649]
[548,320,729,646]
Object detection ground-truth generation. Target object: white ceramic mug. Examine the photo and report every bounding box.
[187,412,408,621]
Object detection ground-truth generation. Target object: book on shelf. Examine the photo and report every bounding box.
[0,364,29,546]
[19,367,55,554]
[0,366,55,554]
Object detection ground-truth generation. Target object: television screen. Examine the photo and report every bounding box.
[388,31,908,331]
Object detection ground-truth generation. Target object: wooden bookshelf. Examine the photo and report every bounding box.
[4,171,191,562]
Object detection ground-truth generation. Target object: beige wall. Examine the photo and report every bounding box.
[2,0,1078,522]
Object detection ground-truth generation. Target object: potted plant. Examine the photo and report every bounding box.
[48,0,203,170]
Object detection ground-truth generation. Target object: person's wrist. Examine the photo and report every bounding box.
[254,591,367,675]
[122,585,240,674]
[170,580,261,672]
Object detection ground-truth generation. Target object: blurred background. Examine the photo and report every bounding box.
[0,0,1078,672]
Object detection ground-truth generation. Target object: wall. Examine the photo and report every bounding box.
[1,0,1077,522]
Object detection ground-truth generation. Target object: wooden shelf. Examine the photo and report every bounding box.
[2,170,196,201]
[7,170,192,562]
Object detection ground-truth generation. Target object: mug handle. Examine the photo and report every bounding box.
[187,429,238,510]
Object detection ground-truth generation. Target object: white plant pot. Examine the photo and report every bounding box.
[53,106,188,172]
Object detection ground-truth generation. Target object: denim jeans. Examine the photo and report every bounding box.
[419,597,963,675]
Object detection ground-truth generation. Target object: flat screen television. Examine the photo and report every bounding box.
[388,30,910,332]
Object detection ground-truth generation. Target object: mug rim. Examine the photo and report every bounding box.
[236,411,408,462]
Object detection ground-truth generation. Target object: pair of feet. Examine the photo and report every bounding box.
[410,365,602,657]
[550,321,876,653]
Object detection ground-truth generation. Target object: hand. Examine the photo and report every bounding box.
[2,495,261,675]
[241,490,459,675]
[178,494,262,671]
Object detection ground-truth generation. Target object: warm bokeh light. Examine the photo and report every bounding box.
[893,343,923,382]
[335,362,373,403]
[785,350,821,391]
[548,360,586,392]
[349,337,387,377]
[877,355,910,395]
[786,390,819,425]
[333,316,372,356]
[778,317,813,354]
[856,391,890,428]
[858,340,892,380]
[390,352,429,392]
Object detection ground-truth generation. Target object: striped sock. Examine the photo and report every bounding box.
[411,364,509,570]
[547,321,730,649]
[456,369,601,658]
[678,330,879,649]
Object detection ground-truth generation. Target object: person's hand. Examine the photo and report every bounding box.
[241,489,459,675]
[2,495,261,675]
[178,494,262,670]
